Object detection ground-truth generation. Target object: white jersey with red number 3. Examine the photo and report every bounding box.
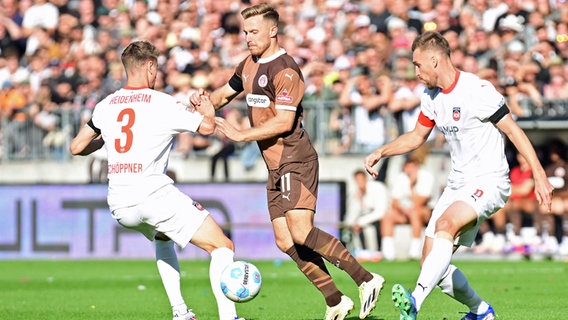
[91,87,204,211]
[419,71,510,188]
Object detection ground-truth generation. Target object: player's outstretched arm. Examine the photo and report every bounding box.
[364,122,431,178]
[216,108,295,143]
[70,124,104,156]
[195,95,216,136]
[497,115,554,211]
[190,84,240,111]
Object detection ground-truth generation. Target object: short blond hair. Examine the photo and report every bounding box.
[121,41,160,72]
[241,3,279,25]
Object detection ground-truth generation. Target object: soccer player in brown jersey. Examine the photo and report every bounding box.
[190,3,384,320]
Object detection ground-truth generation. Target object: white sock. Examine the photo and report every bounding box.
[438,264,487,314]
[408,238,422,259]
[412,237,453,311]
[155,240,185,308]
[210,247,237,320]
[381,236,395,260]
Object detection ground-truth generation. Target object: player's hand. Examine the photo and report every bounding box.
[189,88,209,107]
[215,117,245,142]
[364,150,383,179]
[535,176,554,213]
[195,95,215,118]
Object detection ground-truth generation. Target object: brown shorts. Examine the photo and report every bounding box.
[266,160,319,220]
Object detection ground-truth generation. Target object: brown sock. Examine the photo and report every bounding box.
[286,244,342,306]
[304,227,372,286]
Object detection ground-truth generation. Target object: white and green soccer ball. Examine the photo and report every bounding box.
[220,260,262,303]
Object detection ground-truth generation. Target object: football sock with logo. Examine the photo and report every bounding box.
[303,227,372,286]
[210,247,237,319]
[438,264,488,314]
[286,244,343,306]
[155,240,184,308]
[412,237,453,311]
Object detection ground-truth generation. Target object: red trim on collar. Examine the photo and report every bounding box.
[124,86,148,90]
[441,70,460,94]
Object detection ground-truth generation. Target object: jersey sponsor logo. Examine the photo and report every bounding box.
[452,107,461,121]
[284,73,293,80]
[193,200,205,210]
[276,89,293,104]
[440,125,459,135]
[258,74,268,87]
[246,94,270,108]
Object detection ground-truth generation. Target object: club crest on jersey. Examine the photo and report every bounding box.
[276,89,293,103]
[258,74,268,87]
[193,201,204,211]
[452,107,461,121]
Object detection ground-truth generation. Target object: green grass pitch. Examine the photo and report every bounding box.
[1,259,566,319]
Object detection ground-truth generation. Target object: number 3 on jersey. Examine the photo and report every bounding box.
[115,108,135,153]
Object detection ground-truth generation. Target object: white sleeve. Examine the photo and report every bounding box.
[166,100,205,133]
[472,79,506,121]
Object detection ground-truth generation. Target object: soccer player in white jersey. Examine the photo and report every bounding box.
[70,41,244,320]
[364,31,554,320]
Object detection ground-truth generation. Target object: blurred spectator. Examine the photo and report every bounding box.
[385,0,423,34]
[210,107,242,182]
[381,152,435,261]
[338,71,392,153]
[479,149,539,254]
[343,169,389,261]
[169,72,211,159]
[0,4,23,57]
[0,49,29,86]
[1,77,30,158]
[544,138,568,255]
[493,0,530,33]
[367,0,390,34]
[388,61,424,135]
[0,0,565,164]
[327,79,353,155]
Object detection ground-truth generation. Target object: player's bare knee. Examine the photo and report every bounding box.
[275,238,290,252]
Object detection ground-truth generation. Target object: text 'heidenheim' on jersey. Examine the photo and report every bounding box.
[109,93,152,105]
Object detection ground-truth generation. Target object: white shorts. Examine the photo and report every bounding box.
[111,184,209,248]
[425,178,511,247]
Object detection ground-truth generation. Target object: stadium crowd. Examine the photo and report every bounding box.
[1,0,568,258]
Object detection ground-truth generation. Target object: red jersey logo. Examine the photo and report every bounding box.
[276,89,293,103]
[452,107,461,121]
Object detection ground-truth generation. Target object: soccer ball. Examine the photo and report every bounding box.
[220,260,262,303]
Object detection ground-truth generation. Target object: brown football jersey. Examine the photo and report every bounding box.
[229,49,318,169]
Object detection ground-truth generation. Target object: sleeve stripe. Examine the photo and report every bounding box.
[275,105,297,111]
[87,119,101,135]
[489,105,510,124]
[418,111,435,128]
[228,73,243,92]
